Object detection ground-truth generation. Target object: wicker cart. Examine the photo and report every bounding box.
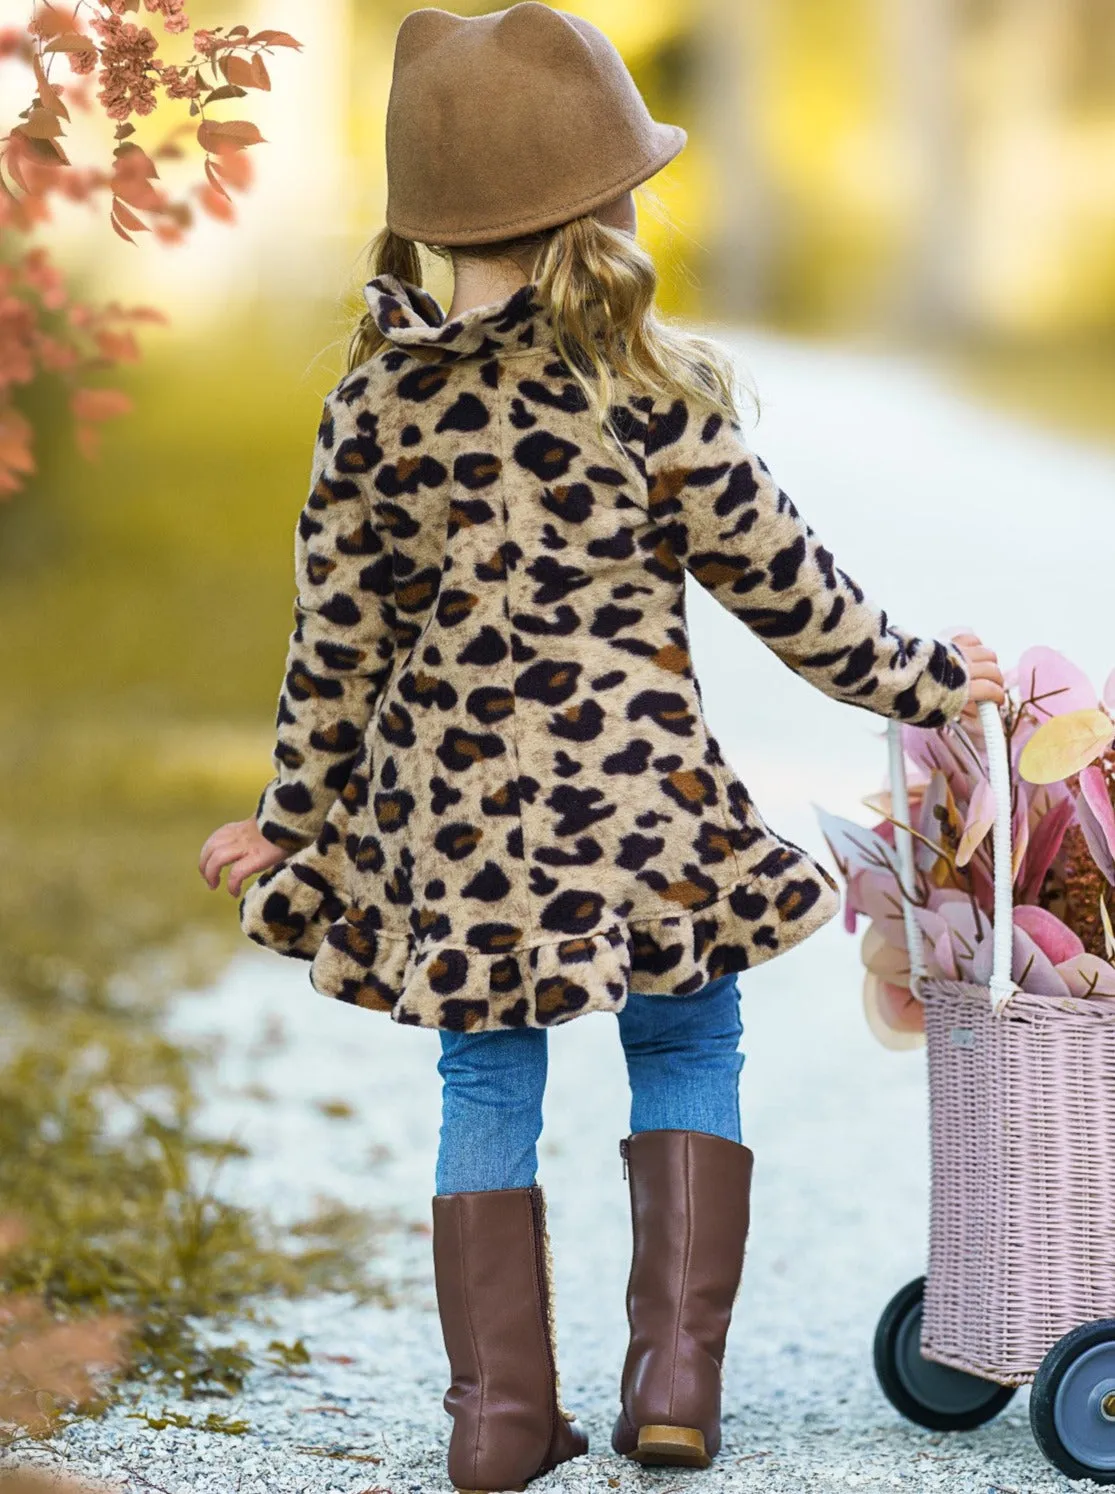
[872,703,1115,1484]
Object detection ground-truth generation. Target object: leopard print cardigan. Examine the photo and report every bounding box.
[239,273,969,1032]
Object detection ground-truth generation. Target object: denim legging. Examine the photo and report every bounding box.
[435,973,744,1195]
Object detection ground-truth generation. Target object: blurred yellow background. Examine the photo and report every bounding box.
[13,0,1115,338]
[1,0,1112,1001]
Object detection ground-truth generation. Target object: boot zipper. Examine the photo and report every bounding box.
[529,1185,561,1454]
[620,1136,630,1180]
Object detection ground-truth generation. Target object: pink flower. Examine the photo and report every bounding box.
[192,28,218,56]
[92,15,160,121]
[160,63,200,100]
[144,0,191,34]
[68,45,97,75]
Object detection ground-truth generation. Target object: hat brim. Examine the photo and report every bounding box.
[388,121,687,248]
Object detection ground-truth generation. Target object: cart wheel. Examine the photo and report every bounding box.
[874,1277,1017,1432]
[1030,1319,1115,1483]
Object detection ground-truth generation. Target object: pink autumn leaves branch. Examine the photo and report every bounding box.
[817,649,1115,1046]
[0,2,300,495]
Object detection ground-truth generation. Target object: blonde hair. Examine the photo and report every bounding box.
[346,209,750,471]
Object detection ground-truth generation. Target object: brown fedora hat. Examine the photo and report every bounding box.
[385,3,687,247]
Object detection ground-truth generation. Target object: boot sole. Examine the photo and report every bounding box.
[628,1424,711,1468]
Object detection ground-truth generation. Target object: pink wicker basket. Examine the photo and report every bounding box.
[888,706,1115,1388]
[920,979,1115,1384]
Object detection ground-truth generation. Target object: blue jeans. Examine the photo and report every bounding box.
[436,974,744,1195]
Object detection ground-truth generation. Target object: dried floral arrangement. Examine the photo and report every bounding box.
[817,648,1115,1047]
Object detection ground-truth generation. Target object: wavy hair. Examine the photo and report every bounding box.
[345,205,751,473]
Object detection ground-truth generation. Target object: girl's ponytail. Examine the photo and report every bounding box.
[347,228,428,369]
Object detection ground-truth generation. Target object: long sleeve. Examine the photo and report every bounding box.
[641,395,969,727]
[255,386,396,853]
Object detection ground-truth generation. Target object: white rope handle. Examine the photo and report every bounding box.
[887,700,1014,1013]
[981,700,1015,1012]
[888,721,928,997]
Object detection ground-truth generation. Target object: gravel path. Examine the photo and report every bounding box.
[19,942,1088,1494]
[11,335,1113,1494]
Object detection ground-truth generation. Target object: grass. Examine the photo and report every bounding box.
[0,979,390,1419]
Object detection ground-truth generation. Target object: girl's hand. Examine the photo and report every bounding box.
[952,631,1006,721]
[199,818,288,897]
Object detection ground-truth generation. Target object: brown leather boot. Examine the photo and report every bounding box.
[612,1129,754,1469]
[432,1184,588,1494]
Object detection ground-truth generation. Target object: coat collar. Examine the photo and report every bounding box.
[362,273,556,360]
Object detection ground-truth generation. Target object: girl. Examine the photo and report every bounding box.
[200,7,1005,1491]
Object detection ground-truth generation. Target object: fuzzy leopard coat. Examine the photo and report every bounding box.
[239,273,969,1032]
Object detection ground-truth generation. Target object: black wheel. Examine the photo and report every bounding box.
[1030,1319,1115,1483]
[874,1276,1017,1432]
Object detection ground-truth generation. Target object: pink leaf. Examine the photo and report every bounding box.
[1014,646,1097,719]
[863,973,925,1049]
[933,930,959,980]
[900,724,970,804]
[939,899,990,946]
[855,870,907,931]
[916,771,957,874]
[970,928,994,985]
[912,905,949,948]
[956,776,995,867]
[1017,796,1075,903]
[1013,904,1084,964]
[1079,764,1115,860]
[1055,953,1115,998]
[1075,772,1115,885]
[874,818,898,849]
[814,807,901,880]
[932,900,992,983]
[843,888,859,934]
[862,924,911,984]
[1011,924,1071,998]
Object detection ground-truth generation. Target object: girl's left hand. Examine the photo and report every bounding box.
[199,817,288,896]
[952,630,1006,721]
